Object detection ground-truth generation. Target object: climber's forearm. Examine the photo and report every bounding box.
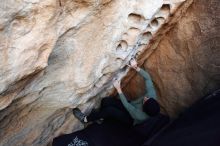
[116,88,122,94]
[137,68,157,98]
[137,68,151,80]
[135,67,141,72]
[116,88,132,106]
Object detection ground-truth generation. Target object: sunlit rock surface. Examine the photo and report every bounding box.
[0,0,219,145]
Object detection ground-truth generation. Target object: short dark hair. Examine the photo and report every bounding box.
[143,98,160,116]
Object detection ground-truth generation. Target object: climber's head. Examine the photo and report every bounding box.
[143,97,160,117]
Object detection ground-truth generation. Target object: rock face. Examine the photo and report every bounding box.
[0,0,219,145]
[0,0,166,110]
[124,0,220,116]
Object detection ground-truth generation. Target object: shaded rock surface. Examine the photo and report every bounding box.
[0,0,219,145]
[124,0,220,116]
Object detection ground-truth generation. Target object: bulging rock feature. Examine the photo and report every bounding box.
[1,0,219,146]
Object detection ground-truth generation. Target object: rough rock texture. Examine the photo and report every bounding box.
[0,0,167,110]
[0,0,189,145]
[124,0,220,116]
[0,0,219,145]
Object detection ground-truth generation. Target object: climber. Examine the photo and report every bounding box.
[73,58,160,126]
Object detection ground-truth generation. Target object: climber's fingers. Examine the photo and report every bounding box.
[113,78,121,87]
[126,63,131,67]
[126,57,137,67]
[113,77,120,83]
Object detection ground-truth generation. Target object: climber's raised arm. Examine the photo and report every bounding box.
[128,59,157,99]
[113,79,133,109]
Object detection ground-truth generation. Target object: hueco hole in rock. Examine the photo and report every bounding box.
[0,0,219,146]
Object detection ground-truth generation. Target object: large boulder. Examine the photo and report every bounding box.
[1,0,219,145]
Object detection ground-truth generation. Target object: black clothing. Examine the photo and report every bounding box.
[52,114,169,146]
[87,97,134,126]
